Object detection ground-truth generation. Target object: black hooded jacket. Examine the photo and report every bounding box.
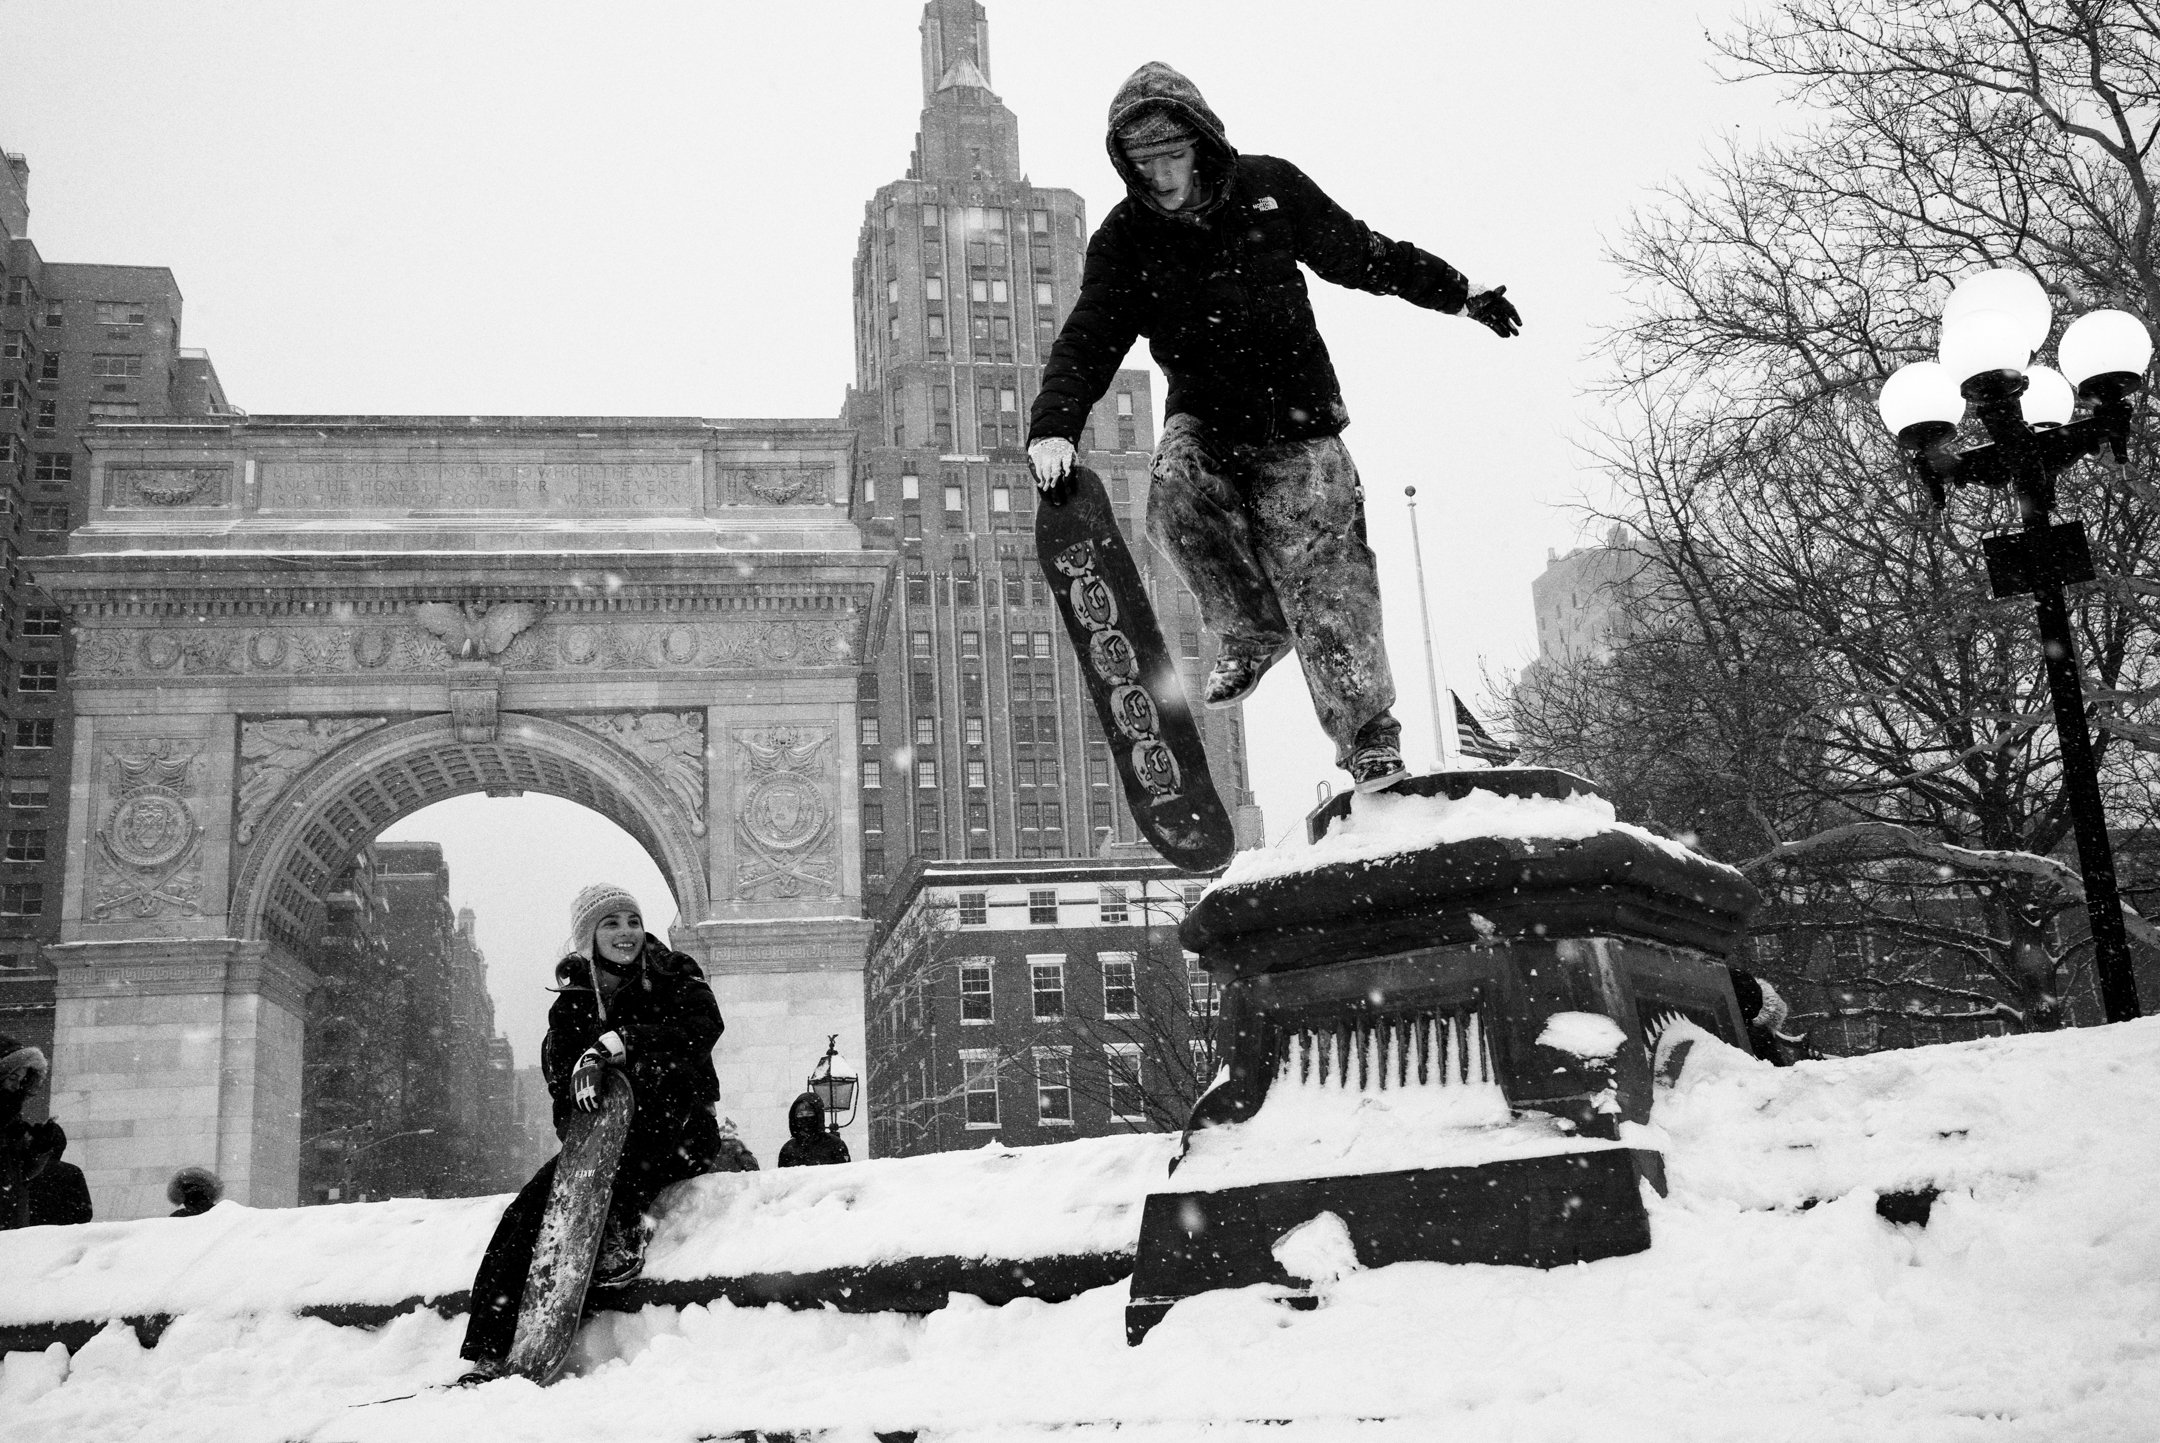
[1029,61,1473,450]
[541,936,724,1135]
[776,1091,851,1168]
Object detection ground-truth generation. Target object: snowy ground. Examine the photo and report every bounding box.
[6,1018,2160,1442]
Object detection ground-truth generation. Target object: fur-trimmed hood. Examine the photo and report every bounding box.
[1105,61,1237,204]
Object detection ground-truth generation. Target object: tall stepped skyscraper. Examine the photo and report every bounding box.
[845,1,1263,906]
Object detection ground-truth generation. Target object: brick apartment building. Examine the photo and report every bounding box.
[0,146,233,1092]
[865,856,1220,1158]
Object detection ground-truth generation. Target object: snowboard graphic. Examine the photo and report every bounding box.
[503,1068,635,1385]
[1037,464,1236,872]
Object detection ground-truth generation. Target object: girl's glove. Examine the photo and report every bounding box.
[571,1048,610,1111]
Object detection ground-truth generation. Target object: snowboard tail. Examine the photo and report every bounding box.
[503,1068,635,1385]
[1037,465,1236,872]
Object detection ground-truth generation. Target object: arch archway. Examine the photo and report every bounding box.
[231,713,710,956]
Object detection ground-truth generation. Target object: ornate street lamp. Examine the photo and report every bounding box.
[1879,267,2152,1024]
[808,1034,858,1132]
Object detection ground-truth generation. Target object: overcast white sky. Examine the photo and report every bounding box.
[0,0,1788,1058]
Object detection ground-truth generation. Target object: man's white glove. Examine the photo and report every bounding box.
[1028,437,1076,491]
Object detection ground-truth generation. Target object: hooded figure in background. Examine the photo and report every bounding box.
[167,1166,222,1218]
[1026,62,1520,790]
[1,1033,61,1231]
[776,1091,850,1168]
[457,884,725,1382]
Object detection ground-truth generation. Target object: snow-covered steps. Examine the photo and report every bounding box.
[0,1133,1173,1355]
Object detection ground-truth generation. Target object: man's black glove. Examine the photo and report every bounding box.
[1465,285,1521,338]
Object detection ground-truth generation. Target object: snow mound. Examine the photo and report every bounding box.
[6,1020,2160,1441]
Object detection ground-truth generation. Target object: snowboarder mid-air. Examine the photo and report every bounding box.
[1027,62,1521,791]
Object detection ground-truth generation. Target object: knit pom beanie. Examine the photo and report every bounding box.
[563,882,642,962]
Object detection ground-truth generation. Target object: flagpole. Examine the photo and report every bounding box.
[1403,486,1458,768]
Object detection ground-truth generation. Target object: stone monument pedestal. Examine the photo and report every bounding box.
[1124,770,1759,1344]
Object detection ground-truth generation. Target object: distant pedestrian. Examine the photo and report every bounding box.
[776,1092,850,1168]
[711,1116,760,1172]
[168,1166,224,1217]
[27,1135,91,1227]
[1,1032,60,1231]
[1729,969,1807,1067]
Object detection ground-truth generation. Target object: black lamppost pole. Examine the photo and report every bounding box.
[1880,269,2151,1024]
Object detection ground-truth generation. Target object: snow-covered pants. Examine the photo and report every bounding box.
[1146,416,1398,765]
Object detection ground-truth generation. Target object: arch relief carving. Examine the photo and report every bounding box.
[734,724,838,902]
[237,718,389,845]
[91,740,206,920]
[568,712,708,836]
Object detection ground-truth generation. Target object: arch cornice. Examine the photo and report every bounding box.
[229,712,712,945]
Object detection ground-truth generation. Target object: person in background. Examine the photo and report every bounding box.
[1,1033,60,1230]
[27,1132,91,1227]
[456,884,723,1384]
[1729,968,1808,1066]
[776,1091,850,1168]
[168,1166,223,1217]
[711,1117,760,1172]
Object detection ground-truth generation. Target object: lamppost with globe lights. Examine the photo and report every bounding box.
[1877,268,2151,1025]
[807,1034,859,1133]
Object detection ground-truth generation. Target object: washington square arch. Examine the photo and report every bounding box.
[34,415,887,1218]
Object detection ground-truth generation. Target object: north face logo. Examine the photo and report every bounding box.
[1253,196,1279,212]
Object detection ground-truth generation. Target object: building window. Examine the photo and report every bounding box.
[1031,209,1050,233]
[0,380,19,410]
[33,399,56,432]
[911,671,934,703]
[902,474,920,500]
[1030,957,1066,1018]
[1035,1049,1073,1124]
[859,716,881,747]
[916,760,938,789]
[1099,885,1129,925]
[1088,754,1112,786]
[15,720,53,750]
[923,203,941,229]
[1181,882,1207,909]
[959,630,981,659]
[0,331,24,359]
[927,314,946,340]
[915,715,937,748]
[1188,954,1218,1020]
[961,1050,1000,1127]
[1101,953,1138,1018]
[32,453,70,482]
[91,354,145,379]
[21,609,62,639]
[1117,393,1135,417]
[911,630,932,659]
[862,803,884,834]
[860,759,882,790]
[39,301,62,327]
[991,279,1010,304]
[11,777,52,810]
[965,758,987,789]
[4,830,44,864]
[37,351,59,382]
[944,483,963,513]
[15,661,58,693]
[1028,888,1058,925]
[87,402,138,419]
[957,890,988,926]
[27,506,66,534]
[1036,283,1055,308]
[95,301,148,327]
[1105,1043,1145,1120]
[1034,631,1053,659]
[959,961,993,1022]
[0,883,43,917]
[963,715,984,746]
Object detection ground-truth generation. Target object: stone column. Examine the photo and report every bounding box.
[43,938,317,1220]
[694,693,873,1168]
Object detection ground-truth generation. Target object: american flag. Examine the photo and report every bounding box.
[1453,692,1519,765]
